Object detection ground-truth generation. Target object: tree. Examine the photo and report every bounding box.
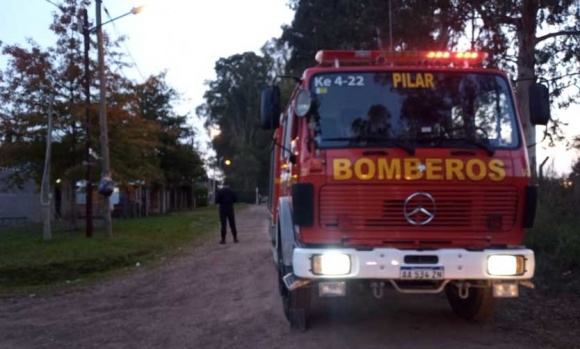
[281,0,580,179]
[198,52,274,195]
[197,1,453,196]
[0,0,93,229]
[426,0,580,180]
[134,73,206,187]
[0,0,202,231]
[280,0,452,74]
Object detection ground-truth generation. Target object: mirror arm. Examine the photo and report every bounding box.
[271,136,297,164]
[527,125,549,149]
[278,75,302,84]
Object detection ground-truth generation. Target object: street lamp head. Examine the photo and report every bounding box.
[224,159,232,166]
[90,5,146,32]
[131,6,145,15]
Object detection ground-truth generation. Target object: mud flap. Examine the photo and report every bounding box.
[288,308,307,331]
[280,271,311,331]
[283,272,310,291]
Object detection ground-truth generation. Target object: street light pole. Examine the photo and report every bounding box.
[212,167,216,205]
[83,9,93,238]
[96,0,112,236]
[212,157,221,204]
[41,94,55,241]
[90,2,143,236]
[210,156,229,204]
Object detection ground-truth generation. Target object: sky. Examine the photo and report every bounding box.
[0,0,295,160]
[1,0,578,175]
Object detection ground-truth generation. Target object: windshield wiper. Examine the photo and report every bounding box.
[321,136,415,155]
[445,138,495,156]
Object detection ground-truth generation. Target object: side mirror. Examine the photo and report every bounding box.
[529,83,550,126]
[260,86,281,130]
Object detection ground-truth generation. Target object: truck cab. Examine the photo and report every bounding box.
[260,50,551,330]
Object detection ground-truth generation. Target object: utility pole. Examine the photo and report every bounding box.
[96,0,113,236]
[41,94,55,241]
[83,9,93,238]
[388,0,393,52]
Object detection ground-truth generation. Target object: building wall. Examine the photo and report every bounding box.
[0,169,41,226]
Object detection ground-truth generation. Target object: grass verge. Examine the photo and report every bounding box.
[0,205,238,292]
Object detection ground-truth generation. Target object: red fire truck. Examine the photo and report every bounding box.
[260,50,550,330]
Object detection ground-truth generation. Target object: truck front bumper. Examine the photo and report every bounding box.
[292,247,534,280]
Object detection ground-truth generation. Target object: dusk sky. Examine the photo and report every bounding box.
[1,0,578,174]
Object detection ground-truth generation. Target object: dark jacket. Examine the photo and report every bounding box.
[216,186,237,212]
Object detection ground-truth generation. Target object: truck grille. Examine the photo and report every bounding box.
[319,185,518,232]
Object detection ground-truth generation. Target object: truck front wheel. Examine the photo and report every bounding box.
[445,282,497,321]
[278,261,311,331]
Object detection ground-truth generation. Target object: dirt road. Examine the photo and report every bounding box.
[0,205,577,349]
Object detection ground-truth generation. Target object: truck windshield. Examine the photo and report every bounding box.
[309,71,519,150]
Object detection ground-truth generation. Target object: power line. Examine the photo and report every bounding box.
[96,4,134,84]
[44,0,61,8]
[42,0,81,91]
[102,5,146,81]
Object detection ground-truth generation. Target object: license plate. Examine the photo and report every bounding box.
[399,266,444,280]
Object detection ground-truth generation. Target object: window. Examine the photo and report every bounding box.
[309,71,519,150]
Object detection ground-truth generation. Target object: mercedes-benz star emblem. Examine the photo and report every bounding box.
[403,192,436,225]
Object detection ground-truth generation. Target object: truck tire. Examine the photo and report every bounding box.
[445,282,497,321]
[278,259,311,331]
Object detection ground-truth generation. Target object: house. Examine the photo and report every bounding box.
[0,168,41,226]
[0,169,210,225]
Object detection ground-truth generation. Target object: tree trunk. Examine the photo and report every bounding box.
[145,187,149,217]
[517,0,539,183]
[162,186,167,213]
[192,181,197,210]
[173,186,177,211]
[65,180,78,231]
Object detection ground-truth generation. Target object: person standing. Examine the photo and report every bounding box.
[216,182,238,244]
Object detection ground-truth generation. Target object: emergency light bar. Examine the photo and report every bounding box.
[315,50,488,66]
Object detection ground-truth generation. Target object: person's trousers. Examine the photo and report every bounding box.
[219,210,238,240]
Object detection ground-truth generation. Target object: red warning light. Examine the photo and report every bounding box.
[315,50,487,66]
[426,51,483,60]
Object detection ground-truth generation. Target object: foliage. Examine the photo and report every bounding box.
[0,0,205,197]
[0,0,152,186]
[281,0,452,74]
[197,52,274,193]
[279,0,580,177]
[526,176,580,290]
[133,73,206,185]
[0,19,81,186]
[423,0,580,175]
[202,1,579,204]
[194,183,209,207]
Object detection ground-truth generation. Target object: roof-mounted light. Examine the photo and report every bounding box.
[427,51,451,59]
[315,50,488,66]
[426,51,482,60]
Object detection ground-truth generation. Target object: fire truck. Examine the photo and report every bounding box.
[259,50,550,330]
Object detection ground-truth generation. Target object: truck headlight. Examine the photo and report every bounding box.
[312,253,351,275]
[487,255,525,276]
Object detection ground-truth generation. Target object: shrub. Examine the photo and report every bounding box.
[525,177,580,289]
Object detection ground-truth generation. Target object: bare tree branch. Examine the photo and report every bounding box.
[477,5,521,27]
[536,30,580,44]
[547,72,580,83]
